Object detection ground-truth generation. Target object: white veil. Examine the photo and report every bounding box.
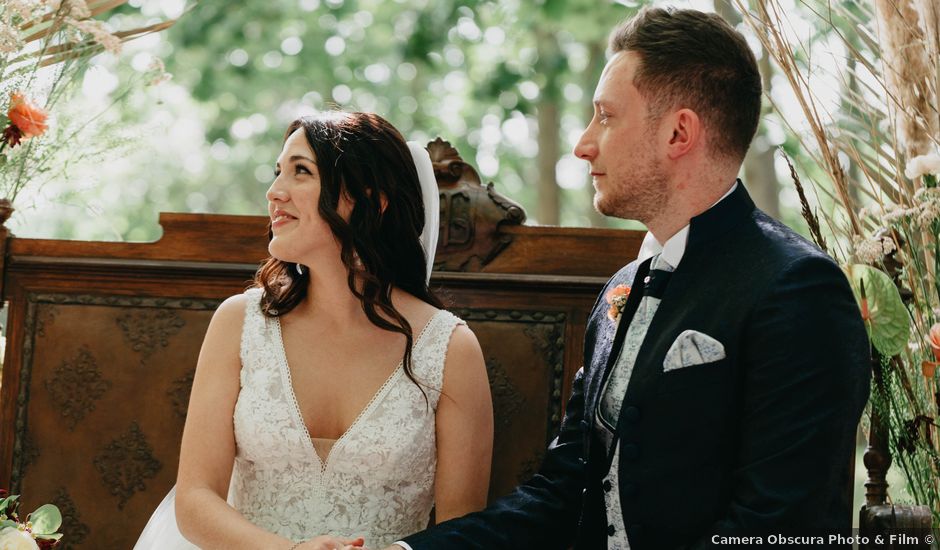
[406,141,439,283]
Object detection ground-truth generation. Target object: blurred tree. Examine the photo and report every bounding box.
[715,0,780,219]
[9,0,635,240]
[13,0,820,242]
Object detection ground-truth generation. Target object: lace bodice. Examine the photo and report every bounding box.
[230,288,463,547]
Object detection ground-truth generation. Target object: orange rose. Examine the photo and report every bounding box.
[7,92,48,139]
[927,323,940,361]
[605,284,631,322]
[605,284,630,302]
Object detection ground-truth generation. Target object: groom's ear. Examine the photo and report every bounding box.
[664,108,702,160]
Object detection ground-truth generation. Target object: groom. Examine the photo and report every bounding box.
[390,7,871,549]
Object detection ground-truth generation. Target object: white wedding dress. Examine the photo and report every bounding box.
[135,287,464,549]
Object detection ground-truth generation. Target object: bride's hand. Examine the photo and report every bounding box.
[296,535,367,550]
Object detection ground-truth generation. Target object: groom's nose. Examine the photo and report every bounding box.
[574,127,598,161]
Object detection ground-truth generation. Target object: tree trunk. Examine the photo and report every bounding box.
[535,27,562,226]
[716,0,780,218]
[537,100,561,225]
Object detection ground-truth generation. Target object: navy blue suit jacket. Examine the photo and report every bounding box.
[403,183,871,549]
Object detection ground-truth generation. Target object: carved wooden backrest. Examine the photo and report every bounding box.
[0,140,642,548]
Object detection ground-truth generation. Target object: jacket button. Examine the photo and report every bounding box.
[623,406,641,422]
[607,524,616,537]
[622,443,640,460]
[602,480,612,492]
[622,482,637,497]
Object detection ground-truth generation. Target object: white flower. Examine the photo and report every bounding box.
[0,528,39,550]
[146,57,172,86]
[881,235,897,256]
[854,235,885,264]
[0,20,21,54]
[63,0,90,18]
[883,204,907,224]
[905,152,940,180]
[6,0,41,20]
[65,17,121,55]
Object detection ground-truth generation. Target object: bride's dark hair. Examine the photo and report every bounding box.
[254,111,443,393]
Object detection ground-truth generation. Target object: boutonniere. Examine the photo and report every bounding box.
[605,284,631,323]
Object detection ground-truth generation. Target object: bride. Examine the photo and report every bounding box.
[135,112,494,550]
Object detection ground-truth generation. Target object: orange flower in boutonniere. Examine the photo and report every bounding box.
[605,284,631,322]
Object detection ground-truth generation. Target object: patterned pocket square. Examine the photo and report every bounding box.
[662,330,726,372]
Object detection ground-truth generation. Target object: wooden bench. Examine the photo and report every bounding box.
[0,139,641,548]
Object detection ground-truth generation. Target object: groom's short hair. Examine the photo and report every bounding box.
[610,7,762,161]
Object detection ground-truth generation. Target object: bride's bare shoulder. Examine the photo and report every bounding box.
[208,290,258,332]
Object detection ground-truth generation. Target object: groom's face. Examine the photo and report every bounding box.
[574,51,670,224]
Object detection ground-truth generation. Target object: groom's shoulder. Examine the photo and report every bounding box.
[739,211,852,299]
[749,209,836,267]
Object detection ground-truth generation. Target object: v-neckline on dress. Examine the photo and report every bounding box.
[273,309,444,471]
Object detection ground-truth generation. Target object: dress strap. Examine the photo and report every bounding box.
[411,310,465,409]
[239,287,268,380]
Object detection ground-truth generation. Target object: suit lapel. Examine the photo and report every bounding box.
[586,258,652,426]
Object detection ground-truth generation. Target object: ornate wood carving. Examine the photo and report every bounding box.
[168,369,195,420]
[485,358,524,430]
[454,308,567,439]
[93,422,162,510]
[19,431,39,478]
[427,138,526,271]
[524,322,566,425]
[11,294,41,492]
[116,309,187,365]
[35,304,59,337]
[9,293,218,493]
[51,487,90,549]
[45,346,111,431]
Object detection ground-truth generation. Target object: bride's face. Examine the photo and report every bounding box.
[266,129,351,265]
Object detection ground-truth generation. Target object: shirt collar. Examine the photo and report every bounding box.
[636,181,738,269]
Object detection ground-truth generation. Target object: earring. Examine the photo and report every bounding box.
[352,252,364,269]
[295,263,304,275]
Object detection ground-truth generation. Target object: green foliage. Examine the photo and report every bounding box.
[27,504,62,536]
[11,0,632,240]
[845,264,911,357]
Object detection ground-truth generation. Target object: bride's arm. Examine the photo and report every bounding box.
[432,324,494,522]
[175,294,295,550]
